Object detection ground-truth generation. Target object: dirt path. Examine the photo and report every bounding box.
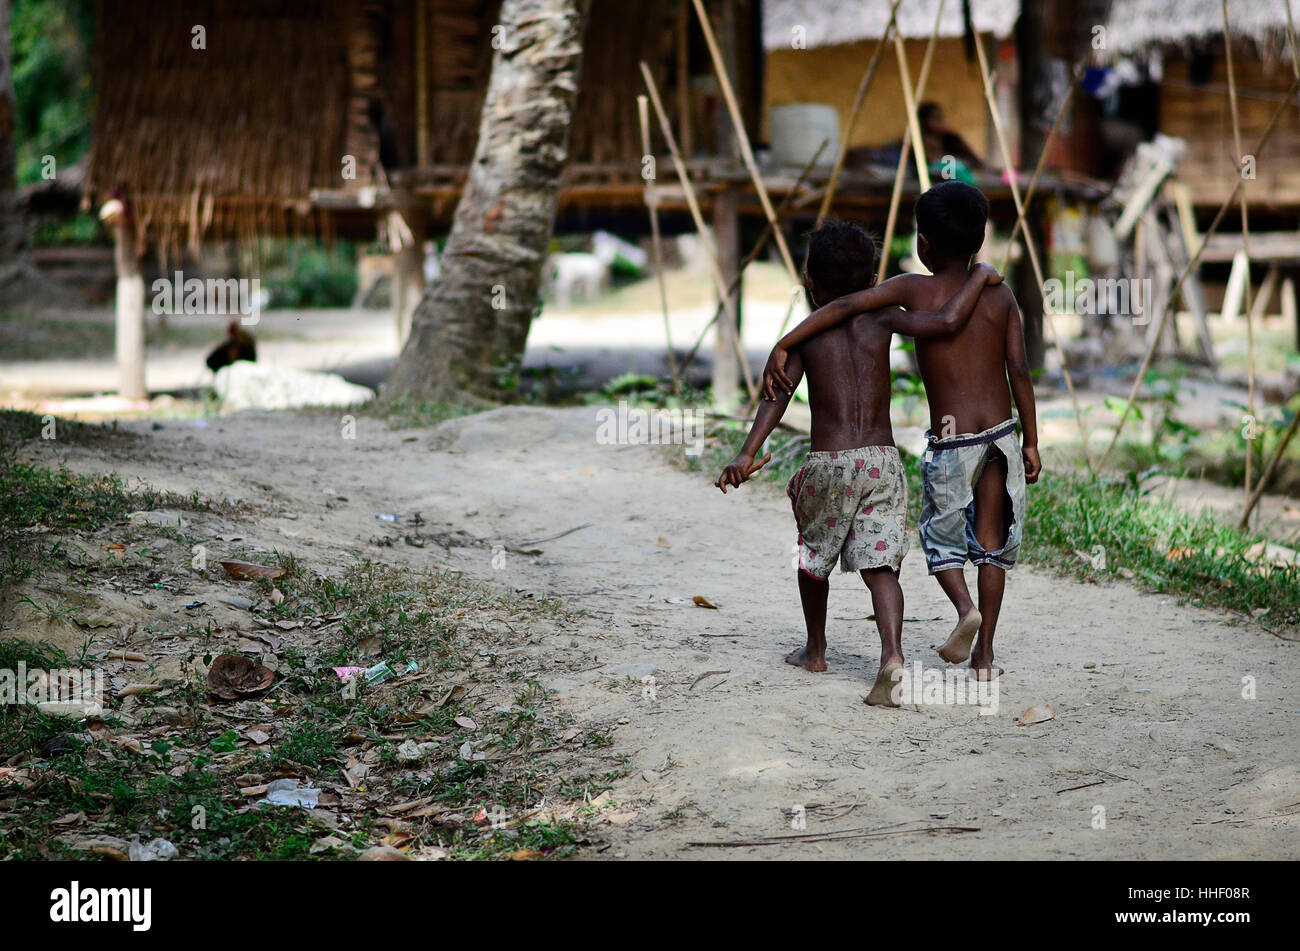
[44,405,1300,859]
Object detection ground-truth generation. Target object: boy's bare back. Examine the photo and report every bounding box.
[892,273,1022,436]
[796,309,902,451]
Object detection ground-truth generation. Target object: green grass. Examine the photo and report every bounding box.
[0,413,232,592]
[1023,471,1299,631]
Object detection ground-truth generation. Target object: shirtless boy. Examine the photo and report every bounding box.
[763,182,1042,680]
[716,219,1001,705]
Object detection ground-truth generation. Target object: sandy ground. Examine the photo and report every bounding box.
[26,403,1299,860]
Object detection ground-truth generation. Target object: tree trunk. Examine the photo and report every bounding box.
[0,0,24,263]
[384,0,590,404]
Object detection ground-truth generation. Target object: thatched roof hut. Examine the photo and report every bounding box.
[1099,0,1300,57]
[761,0,1020,49]
[84,0,762,256]
[1092,0,1300,208]
[761,0,1021,162]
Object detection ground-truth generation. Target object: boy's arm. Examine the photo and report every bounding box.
[717,350,805,493]
[761,274,922,400]
[763,267,1002,397]
[871,263,1002,338]
[1003,292,1042,484]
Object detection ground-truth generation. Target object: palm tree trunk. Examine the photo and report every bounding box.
[384,0,590,404]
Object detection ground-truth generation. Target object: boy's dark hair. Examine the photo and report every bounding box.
[914,180,988,259]
[804,218,878,301]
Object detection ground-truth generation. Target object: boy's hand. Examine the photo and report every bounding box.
[1023,445,1042,484]
[715,451,773,493]
[716,453,755,493]
[762,346,793,400]
[973,262,1003,286]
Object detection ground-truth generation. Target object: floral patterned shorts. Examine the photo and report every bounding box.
[786,445,909,579]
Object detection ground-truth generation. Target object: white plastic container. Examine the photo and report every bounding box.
[768,104,839,168]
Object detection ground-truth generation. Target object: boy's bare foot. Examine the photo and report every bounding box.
[970,647,1002,679]
[785,647,827,672]
[866,662,902,707]
[937,609,982,664]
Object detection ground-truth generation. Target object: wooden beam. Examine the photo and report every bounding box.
[101,198,146,401]
[415,0,430,166]
[676,0,693,160]
[713,186,742,413]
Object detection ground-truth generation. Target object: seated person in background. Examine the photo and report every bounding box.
[919,102,986,178]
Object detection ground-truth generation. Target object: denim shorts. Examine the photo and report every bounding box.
[918,419,1026,573]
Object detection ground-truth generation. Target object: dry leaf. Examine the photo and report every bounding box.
[1018,703,1056,726]
[220,559,286,581]
[206,654,275,701]
[454,716,477,731]
[437,684,467,708]
[692,596,719,609]
[509,849,540,861]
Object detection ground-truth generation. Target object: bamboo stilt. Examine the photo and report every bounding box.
[638,94,683,399]
[973,31,1094,469]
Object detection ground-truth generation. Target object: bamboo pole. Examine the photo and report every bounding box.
[1223,0,1258,515]
[683,140,828,372]
[638,94,683,398]
[640,61,758,402]
[972,30,1094,469]
[877,0,946,283]
[893,34,932,191]
[815,0,904,226]
[690,0,799,283]
[1097,75,1300,473]
[1239,411,1300,529]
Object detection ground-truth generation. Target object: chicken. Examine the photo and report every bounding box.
[206,320,256,373]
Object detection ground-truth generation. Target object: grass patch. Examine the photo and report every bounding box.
[0,412,233,593]
[1024,471,1300,631]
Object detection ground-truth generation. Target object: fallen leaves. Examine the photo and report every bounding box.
[220,559,286,581]
[1018,703,1056,726]
[205,654,275,701]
